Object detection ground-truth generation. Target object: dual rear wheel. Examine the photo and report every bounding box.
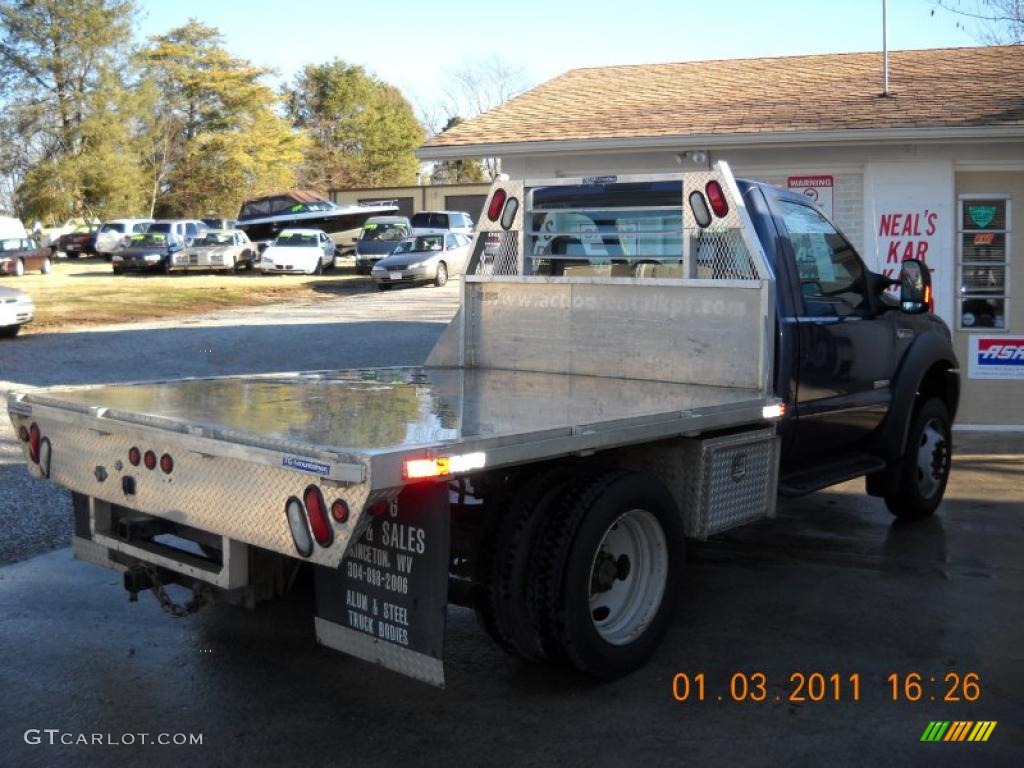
[476,468,682,679]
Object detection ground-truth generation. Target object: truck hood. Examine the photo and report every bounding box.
[355,240,398,256]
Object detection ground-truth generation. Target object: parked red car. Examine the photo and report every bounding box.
[0,237,52,276]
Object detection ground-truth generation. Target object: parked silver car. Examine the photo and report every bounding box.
[371,232,472,289]
[174,229,255,272]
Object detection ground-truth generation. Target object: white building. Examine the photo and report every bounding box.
[418,45,1024,429]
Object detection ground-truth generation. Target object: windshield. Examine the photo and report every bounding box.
[394,235,443,254]
[360,222,409,242]
[129,232,171,247]
[273,232,318,247]
[195,233,232,246]
[99,223,125,234]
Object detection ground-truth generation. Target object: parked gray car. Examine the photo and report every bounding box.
[371,232,472,289]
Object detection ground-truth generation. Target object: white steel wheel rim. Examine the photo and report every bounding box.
[916,418,949,499]
[588,508,668,646]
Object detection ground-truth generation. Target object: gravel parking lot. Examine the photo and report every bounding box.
[1,286,1021,767]
[0,281,459,564]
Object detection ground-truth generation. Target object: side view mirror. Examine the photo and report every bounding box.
[899,259,932,314]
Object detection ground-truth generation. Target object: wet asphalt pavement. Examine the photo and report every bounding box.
[1,284,1022,767]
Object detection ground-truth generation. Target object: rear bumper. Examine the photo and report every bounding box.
[8,400,373,569]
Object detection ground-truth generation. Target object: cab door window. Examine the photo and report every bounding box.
[779,200,870,317]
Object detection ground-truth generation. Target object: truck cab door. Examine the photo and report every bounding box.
[774,199,894,461]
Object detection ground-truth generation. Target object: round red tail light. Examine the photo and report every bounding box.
[487,188,507,222]
[303,485,332,547]
[369,500,389,517]
[143,450,157,470]
[17,425,29,443]
[128,447,141,466]
[705,180,729,218]
[331,499,349,524]
[160,453,173,474]
[29,423,41,463]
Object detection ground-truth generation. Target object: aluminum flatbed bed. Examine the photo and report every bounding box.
[18,367,771,489]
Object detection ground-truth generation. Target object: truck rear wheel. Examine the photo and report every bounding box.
[530,470,683,679]
[884,397,952,520]
[476,467,572,661]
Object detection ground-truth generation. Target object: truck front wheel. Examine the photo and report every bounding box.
[884,398,952,520]
[531,471,683,679]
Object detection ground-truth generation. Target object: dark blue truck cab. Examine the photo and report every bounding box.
[741,180,960,517]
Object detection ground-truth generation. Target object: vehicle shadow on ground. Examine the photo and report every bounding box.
[2,320,448,389]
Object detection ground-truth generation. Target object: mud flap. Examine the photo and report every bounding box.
[314,481,450,687]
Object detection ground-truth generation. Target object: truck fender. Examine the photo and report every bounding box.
[871,328,959,464]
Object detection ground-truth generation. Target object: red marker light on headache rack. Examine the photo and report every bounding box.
[705,180,729,218]
[404,452,486,479]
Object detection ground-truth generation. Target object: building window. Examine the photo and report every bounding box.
[958,195,1011,330]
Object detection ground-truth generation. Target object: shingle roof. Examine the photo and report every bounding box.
[421,46,1024,152]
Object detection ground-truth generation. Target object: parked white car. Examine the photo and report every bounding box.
[0,285,34,338]
[95,218,154,260]
[260,229,335,275]
[173,229,255,273]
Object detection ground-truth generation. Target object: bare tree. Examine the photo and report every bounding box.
[932,1,1023,44]
[432,56,532,180]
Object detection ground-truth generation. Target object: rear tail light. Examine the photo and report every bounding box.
[331,499,349,524]
[303,485,332,547]
[369,500,390,517]
[159,453,173,474]
[285,497,313,557]
[705,180,729,217]
[128,447,141,466]
[143,450,157,470]
[17,425,29,443]
[689,191,712,228]
[29,423,40,463]
[487,189,507,221]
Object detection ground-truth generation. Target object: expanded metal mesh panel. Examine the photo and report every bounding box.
[14,415,371,568]
[681,430,779,539]
[474,230,520,276]
[691,228,760,280]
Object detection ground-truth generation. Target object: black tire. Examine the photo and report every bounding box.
[377,283,392,291]
[161,258,171,276]
[0,324,20,338]
[112,266,123,275]
[530,470,683,679]
[476,467,574,661]
[434,261,448,287]
[884,398,952,520]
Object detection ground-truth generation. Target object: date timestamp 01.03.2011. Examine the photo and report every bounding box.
[671,672,982,703]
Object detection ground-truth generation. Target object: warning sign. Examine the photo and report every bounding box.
[788,175,833,218]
